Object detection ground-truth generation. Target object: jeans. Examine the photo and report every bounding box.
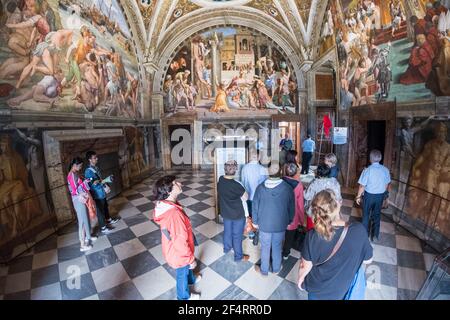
[301,152,312,174]
[362,192,385,239]
[94,198,111,228]
[260,231,285,274]
[72,196,91,243]
[176,265,196,300]
[282,229,296,257]
[223,218,246,261]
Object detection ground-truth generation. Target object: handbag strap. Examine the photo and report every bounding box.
[316,224,349,267]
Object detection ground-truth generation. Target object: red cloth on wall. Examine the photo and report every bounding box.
[323,115,332,138]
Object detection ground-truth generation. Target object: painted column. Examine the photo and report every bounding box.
[211,33,219,97]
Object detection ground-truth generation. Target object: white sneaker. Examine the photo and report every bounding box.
[80,244,93,252]
[90,236,98,241]
[189,293,200,300]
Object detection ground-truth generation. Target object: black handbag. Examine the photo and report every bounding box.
[252,230,259,246]
[293,226,307,251]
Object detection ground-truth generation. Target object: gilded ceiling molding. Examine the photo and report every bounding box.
[136,0,157,32]
[158,4,297,52]
[296,0,313,26]
[155,0,180,49]
[117,0,149,108]
[305,0,320,44]
[286,0,308,44]
[275,0,303,48]
[167,0,202,26]
[118,0,146,55]
[310,0,330,61]
[272,0,296,37]
[245,0,288,28]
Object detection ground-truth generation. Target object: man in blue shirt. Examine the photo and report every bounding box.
[241,152,268,213]
[241,152,268,240]
[301,134,315,175]
[355,149,391,242]
[85,151,120,234]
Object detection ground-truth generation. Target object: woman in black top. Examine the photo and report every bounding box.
[217,160,250,262]
[297,189,373,300]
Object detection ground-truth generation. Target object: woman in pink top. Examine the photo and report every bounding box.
[67,157,96,252]
[282,163,305,259]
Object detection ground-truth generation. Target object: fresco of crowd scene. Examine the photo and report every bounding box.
[0,0,141,118]
[163,28,298,115]
[330,0,450,109]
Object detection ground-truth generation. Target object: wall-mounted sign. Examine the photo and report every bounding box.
[333,127,348,145]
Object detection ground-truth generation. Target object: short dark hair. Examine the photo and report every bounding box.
[307,134,311,139]
[86,151,97,161]
[69,157,84,171]
[285,163,298,177]
[316,163,331,178]
[153,175,176,201]
[286,150,298,164]
[410,15,418,24]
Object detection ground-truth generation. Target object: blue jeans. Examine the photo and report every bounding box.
[223,218,246,261]
[344,266,366,300]
[176,265,196,300]
[260,231,285,275]
[362,192,385,239]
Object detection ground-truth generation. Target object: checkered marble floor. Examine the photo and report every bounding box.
[0,170,438,300]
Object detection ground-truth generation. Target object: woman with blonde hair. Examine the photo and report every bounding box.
[297,189,373,300]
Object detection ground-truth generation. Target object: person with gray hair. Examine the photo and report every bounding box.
[355,149,391,242]
[217,160,250,262]
[324,153,340,179]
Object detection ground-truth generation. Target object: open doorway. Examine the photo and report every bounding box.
[347,102,396,187]
[367,120,386,165]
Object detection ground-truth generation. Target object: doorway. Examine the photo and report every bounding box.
[169,124,192,168]
[367,120,386,165]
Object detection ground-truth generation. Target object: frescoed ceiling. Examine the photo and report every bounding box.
[118,0,329,66]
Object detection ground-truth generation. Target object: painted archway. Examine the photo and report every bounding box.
[150,8,307,96]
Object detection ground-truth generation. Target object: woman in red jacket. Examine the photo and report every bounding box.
[153,175,201,300]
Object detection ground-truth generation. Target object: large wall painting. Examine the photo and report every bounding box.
[0,0,141,118]
[392,117,450,250]
[163,27,298,115]
[0,127,55,260]
[333,0,450,110]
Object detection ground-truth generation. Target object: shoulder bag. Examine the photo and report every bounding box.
[315,224,349,267]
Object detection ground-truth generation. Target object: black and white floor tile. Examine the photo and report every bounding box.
[0,170,438,300]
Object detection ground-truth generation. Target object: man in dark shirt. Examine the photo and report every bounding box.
[217,160,250,262]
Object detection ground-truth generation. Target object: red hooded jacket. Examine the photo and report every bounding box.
[153,200,195,269]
